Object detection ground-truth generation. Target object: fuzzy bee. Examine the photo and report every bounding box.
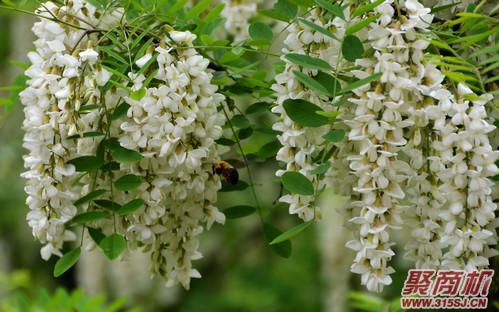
[212,160,239,186]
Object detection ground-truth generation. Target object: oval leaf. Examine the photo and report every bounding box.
[111,147,144,163]
[270,221,313,245]
[111,102,130,120]
[310,161,331,175]
[338,72,382,95]
[68,156,105,172]
[224,205,256,219]
[220,180,249,192]
[293,70,331,96]
[323,129,345,142]
[68,211,110,225]
[281,171,314,196]
[314,0,344,19]
[88,227,105,245]
[346,14,381,35]
[54,248,81,277]
[314,72,342,96]
[74,189,108,206]
[342,35,364,62]
[249,22,273,42]
[285,53,332,71]
[117,199,145,216]
[94,199,121,211]
[231,115,251,129]
[100,233,126,260]
[246,102,271,115]
[298,18,338,41]
[352,0,384,17]
[264,223,292,258]
[115,174,142,191]
[283,99,329,128]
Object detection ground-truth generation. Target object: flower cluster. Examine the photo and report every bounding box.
[342,0,498,292]
[119,32,227,289]
[271,7,348,221]
[21,1,227,289]
[428,84,498,271]
[21,0,105,261]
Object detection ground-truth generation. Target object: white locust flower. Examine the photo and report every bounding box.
[119,31,226,289]
[345,0,438,292]
[271,7,348,221]
[21,0,102,261]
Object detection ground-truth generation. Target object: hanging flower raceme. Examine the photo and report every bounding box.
[271,7,348,221]
[429,84,498,271]
[119,31,227,289]
[21,0,104,261]
[21,1,227,289]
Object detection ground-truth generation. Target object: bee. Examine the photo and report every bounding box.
[213,160,239,186]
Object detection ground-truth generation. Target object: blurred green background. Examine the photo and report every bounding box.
[0,4,497,312]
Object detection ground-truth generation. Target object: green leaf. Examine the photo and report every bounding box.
[231,115,251,129]
[246,102,271,115]
[270,221,313,245]
[101,161,121,171]
[203,3,225,23]
[83,131,105,138]
[323,129,345,142]
[257,140,281,159]
[220,180,249,192]
[314,71,342,96]
[443,71,479,82]
[130,88,146,101]
[94,199,121,211]
[285,53,332,71]
[264,223,292,258]
[68,156,105,172]
[100,234,126,260]
[111,147,143,163]
[346,14,380,35]
[298,18,338,41]
[88,228,105,245]
[342,35,364,62]
[262,0,297,22]
[224,205,256,219]
[74,189,108,206]
[249,22,273,42]
[431,39,456,53]
[237,127,254,140]
[67,211,110,225]
[281,171,314,196]
[111,102,130,120]
[283,99,329,127]
[216,138,236,146]
[115,174,142,191]
[310,161,331,175]
[9,60,29,70]
[293,71,331,96]
[351,0,384,18]
[99,46,128,64]
[54,248,81,277]
[167,0,188,16]
[431,1,461,13]
[186,0,212,19]
[314,0,344,19]
[338,72,382,94]
[116,199,145,216]
[469,45,499,58]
